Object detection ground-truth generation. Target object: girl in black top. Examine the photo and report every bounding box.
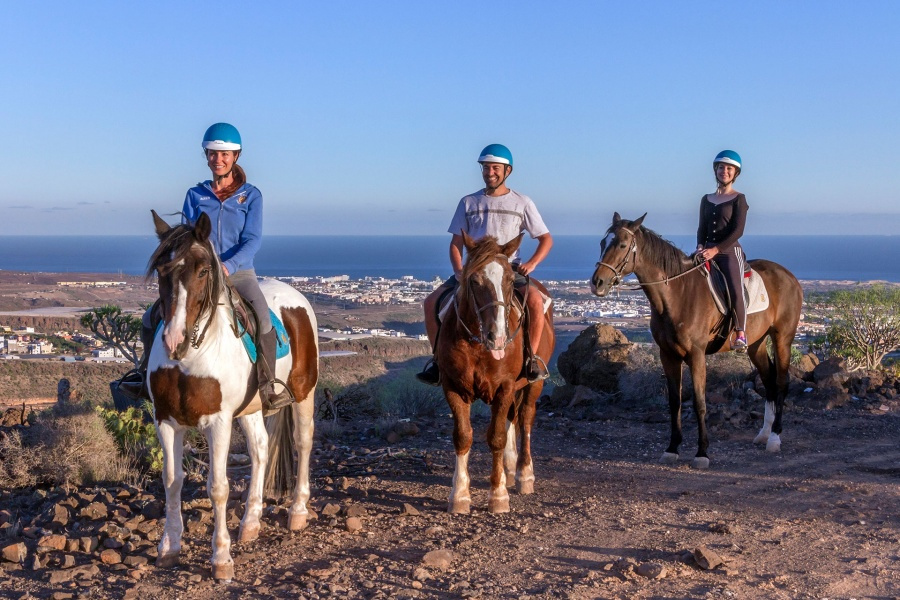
[695,150,749,350]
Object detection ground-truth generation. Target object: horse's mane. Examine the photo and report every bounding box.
[461,236,509,280]
[631,224,690,278]
[145,223,222,324]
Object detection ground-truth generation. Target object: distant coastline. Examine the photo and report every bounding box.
[1,235,898,283]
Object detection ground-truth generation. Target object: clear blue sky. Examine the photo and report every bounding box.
[4,1,899,236]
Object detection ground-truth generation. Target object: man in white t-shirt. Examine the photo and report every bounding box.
[417,144,554,385]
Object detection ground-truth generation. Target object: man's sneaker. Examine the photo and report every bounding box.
[526,356,550,383]
[732,332,748,352]
[416,360,441,386]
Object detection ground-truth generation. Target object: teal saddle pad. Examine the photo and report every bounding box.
[241,309,290,363]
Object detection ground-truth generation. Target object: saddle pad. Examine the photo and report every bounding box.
[706,268,770,316]
[240,309,290,364]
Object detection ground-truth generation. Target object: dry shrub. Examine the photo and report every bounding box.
[27,403,135,487]
[0,429,40,488]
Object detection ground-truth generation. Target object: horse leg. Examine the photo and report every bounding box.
[288,391,316,531]
[487,392,515,513]
[686,350,710,469]
[748,336,776,447]
[515,384,540,495]
[446,390,473,514]
[155,420,185,568]
[236,412,267,543]
[201,415,235,581]
[503,405,517,487]
[659,349,684,464]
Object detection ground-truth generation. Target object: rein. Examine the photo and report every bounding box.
[595,227,706,290]
[186,253,242,350]
[454,255,524,350]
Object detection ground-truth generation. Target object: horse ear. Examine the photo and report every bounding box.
[461,230,477,252]
[501,233,524,258]
[152,210,171,238]
[613,212,622,225]
[193,212,212,243]
[631,213,647,230]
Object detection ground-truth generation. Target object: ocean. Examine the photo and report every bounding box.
[1,235,898,283]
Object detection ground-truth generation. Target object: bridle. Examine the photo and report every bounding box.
[454,254,524,350]
[595,227,638,288]
[595,226,706,290]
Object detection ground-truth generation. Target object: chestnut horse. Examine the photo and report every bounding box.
[146,211,318,580]
[438,232,555,513]
[590,213,802,468]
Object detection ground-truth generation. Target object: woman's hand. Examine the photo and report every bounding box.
[698,247,719,261]
[222,265,230,276]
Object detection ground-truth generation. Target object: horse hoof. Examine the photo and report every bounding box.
[753,432,770,445]
[691,457,710,470]
[766,434,782,453]
[659,452,679,464]
[517,480,534,495]
[448,499,471,514]
[505,472,516,487]
[238,524,259,543]
[288,513,308,532]
[156,552,180,568]
[488,498,510,514]
[212,562,234,582]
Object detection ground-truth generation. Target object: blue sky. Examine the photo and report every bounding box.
[4,1,899,236]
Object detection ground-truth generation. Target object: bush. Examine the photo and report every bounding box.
[817,285,900,371]
[97,401,163,474]
[0,429,40,488]
[374,375,446,419]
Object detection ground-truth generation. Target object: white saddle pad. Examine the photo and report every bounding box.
[707,268,770,316]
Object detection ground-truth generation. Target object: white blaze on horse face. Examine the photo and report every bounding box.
[164,281,188,355]
[483,262,507,358]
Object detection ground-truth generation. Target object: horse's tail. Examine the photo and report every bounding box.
[264,409,295,499]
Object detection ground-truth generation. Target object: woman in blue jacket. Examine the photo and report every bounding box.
[143,123,292,413]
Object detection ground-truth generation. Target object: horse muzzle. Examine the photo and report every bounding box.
[163,326,188,360]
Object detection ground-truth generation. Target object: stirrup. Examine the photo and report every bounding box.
[731,333,748,353]
[261,378,295,416]
[415,359,441,387]
[526,356,549,383]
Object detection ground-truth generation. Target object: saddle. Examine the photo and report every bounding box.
[699,261,770,354]
[222,282,290,363]
[701,262,770,317]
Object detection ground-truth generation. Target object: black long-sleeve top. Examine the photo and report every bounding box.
[696,193,749,251]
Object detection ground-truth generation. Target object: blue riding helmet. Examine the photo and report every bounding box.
[202,123,242,151]
[713,150,741,171]
[478,144,513,167]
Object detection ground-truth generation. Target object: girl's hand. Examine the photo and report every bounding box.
[700,247,719,261]
[222,265,230,276]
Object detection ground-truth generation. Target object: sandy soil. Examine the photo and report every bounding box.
[4,397,898,599]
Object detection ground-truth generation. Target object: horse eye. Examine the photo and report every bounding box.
[199,268,209,278]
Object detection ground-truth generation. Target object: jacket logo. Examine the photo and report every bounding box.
[237,194,247,204]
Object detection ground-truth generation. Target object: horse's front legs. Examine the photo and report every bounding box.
[201,416,235,581]
[445,390,473,514]
[659,349,684,464]
[686,351,710,469]
[236,413,268,543]
[487,389,516,513]
[156,420,185,568]
[288,393,316,531]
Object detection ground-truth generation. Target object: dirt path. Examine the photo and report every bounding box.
[3,400,900,599]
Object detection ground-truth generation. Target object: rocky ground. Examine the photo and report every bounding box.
[1,374,899,600]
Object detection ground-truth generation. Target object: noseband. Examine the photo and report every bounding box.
[455,254,524,350]
[595,227,637,287]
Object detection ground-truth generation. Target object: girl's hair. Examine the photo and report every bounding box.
[209,151,246,200]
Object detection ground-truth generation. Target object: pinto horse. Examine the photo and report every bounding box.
[146,211,318,580]
[590,213,802,468]
[438,232,555,513]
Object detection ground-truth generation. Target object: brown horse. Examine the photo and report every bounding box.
[590,213,803,468]
[437,232,555,513]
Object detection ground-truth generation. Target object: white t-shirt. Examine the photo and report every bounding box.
[447,189,550,262]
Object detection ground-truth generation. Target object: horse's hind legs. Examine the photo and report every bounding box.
[288,393,316,531]
[748,338,783,452]
[503,419,517,487]
[156,421,185,568]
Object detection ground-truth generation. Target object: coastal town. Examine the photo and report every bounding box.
[0,272,831,360]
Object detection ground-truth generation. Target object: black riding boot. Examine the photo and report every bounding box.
[135,322,156,400]
[258,328,295,415]
[416,358,441,386]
